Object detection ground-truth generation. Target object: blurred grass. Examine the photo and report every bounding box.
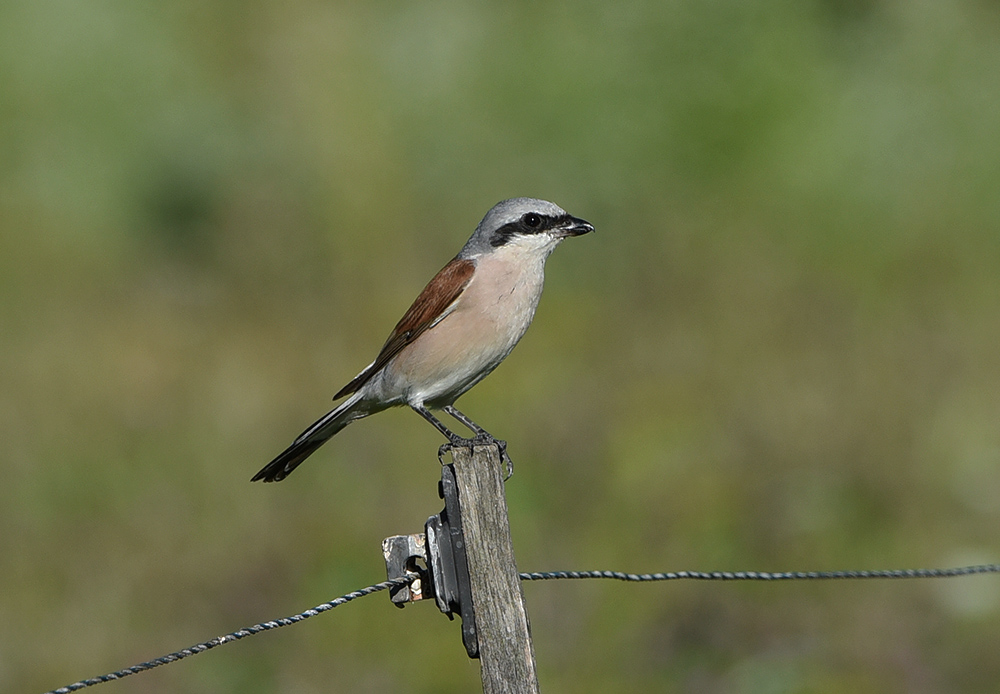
[2,0,999,692]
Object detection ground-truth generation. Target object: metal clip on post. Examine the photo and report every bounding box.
[382,463,479,658]
[381,533,428,604]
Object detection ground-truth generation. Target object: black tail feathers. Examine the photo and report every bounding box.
[251,437,328,482]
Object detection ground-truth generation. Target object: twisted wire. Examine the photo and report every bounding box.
[43,563,1000,693]
[44,576,413,694]
[519,564,1000,582]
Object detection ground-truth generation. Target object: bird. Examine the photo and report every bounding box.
[251,197,593,482]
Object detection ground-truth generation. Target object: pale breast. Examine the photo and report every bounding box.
[385,249,547,406]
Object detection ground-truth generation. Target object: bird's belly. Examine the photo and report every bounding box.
[390,308,527,405]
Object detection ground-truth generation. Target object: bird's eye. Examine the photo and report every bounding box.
[522,213,542,228]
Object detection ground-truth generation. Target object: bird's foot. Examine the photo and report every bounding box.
[437,432,472,464]
[437,433,513,479]
[437,441,457,464]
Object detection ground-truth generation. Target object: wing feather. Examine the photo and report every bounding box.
[332,257,475,399]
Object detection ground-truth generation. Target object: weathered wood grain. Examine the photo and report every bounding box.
[451,445,540,694]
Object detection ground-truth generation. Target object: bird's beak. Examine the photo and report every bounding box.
[556,215,595,238]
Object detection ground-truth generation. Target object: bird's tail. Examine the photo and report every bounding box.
[251,393,366,483]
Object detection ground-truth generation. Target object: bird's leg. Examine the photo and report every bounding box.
[443,405,513,479]
[411,405,474,463]
[442,404,488,435]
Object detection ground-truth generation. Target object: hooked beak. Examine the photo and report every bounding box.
[556,215,595,238]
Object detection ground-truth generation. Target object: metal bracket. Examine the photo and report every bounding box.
[381,533,428,605]
[427,463,478,658]
[382,463,479,659]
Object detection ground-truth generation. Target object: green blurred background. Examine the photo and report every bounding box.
[3,0,999,692]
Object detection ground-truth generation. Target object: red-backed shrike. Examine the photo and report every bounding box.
[252,198,593,482]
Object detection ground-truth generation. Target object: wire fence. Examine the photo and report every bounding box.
[44,577,413,694]
[43,563,1000,694]
[520,564,1000,582]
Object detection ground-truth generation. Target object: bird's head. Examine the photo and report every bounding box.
[459,198,593,260]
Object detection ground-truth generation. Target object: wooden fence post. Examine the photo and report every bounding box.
[450,444,540,694]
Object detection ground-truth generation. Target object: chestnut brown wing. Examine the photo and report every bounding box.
[332,257,475,399]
